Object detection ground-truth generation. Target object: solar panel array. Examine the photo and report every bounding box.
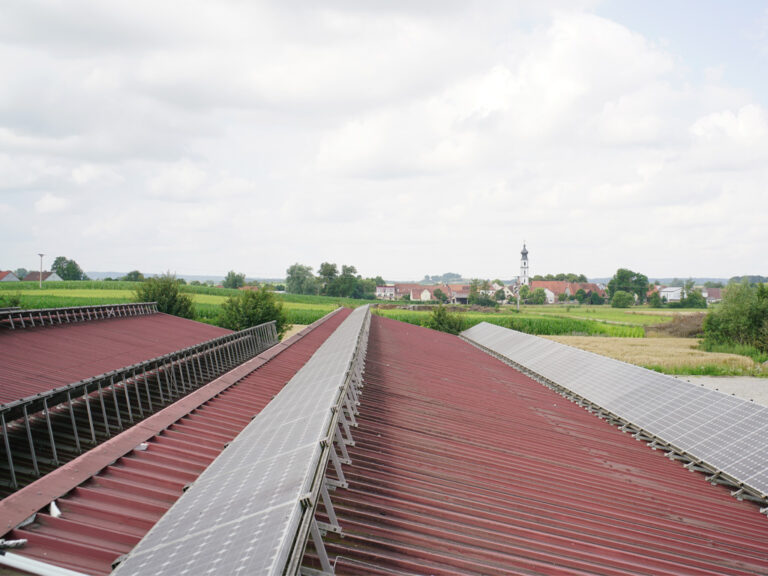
[461,322,768,499]
[114,305,371,576]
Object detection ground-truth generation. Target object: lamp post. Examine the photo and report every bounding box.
[38,253,44,289]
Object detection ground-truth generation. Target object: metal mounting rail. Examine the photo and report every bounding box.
[461,322,768,509]
[113,306,371,576]
[0,302,158,330]
[0,321,279,494]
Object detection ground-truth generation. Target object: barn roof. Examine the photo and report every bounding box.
[1,308,350,575]
[320,315,768,575]
[0,310,230,406]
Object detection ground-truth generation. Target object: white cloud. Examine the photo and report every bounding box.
[0,3,766,278]
[34,193,69,213]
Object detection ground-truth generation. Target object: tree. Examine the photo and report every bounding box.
[704,281,768,351]
[611,290,634,308]
[589,292,604,305]
[607,268,649,304]
[122,270,145,282]
[14,268,28,280]
[433,288,448,303]
[335,265,359,298]
[427,305,464,335]
[519,285,530,300]
[648,292,663,308]
[575,289,587,303]
[51,256,87,280]
[219,289,290,338]
[494,289,506,302]
[285,264,317,295]
[318,262,339,294]
[531,288,547,305]
[223,270,246,289]
[135,273,194,318]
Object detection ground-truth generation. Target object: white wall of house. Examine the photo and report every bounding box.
[660,287,683,302]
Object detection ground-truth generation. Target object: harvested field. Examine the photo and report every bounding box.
[543,335,762,376]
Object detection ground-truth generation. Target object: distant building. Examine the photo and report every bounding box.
[702,287,722,304]
[0,271,20,282]
[375,285,396,300]
[659,286,683,302]
[529,280,607,303]
[23,271,62,282]
[519,243,529,286]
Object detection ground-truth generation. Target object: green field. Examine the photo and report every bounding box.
[373,308,645,337]
[0,282,353,325]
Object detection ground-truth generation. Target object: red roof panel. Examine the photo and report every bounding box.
[322,316,768,575]
[0,313,230,405]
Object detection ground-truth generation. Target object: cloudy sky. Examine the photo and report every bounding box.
[1,1,766,281]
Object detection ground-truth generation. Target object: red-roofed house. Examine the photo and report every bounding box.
[0,271,19,282]
[702,287,723,303]
[530,281,606,303]
[23,271,62,282]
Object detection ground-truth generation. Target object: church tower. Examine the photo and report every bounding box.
[520,243,529,286]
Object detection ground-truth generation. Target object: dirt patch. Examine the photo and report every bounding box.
[645,313,706,338]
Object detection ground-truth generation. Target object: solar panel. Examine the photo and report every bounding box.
[462,322,768,499]
[114,305,370,576]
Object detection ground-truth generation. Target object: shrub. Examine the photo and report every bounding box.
[611,291,634,308]
[135,273,194,319]
[427,305,464,335]
[219,289,290,338]
[704,282,768,352]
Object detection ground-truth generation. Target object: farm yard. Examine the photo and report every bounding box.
[1,281,764,377]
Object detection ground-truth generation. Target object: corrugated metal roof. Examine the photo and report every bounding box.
[0,314,230,405]
[321,316,768,575]
[1,308,349,576]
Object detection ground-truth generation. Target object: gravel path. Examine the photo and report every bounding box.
[680,376,768,407]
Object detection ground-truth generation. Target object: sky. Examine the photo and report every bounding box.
[1,1,767,281]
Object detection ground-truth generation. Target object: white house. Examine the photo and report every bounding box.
[0,271,20,282]
[660,286,683,302]
[375,285,396,300]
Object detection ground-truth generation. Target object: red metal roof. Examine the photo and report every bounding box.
[321,315,768,575]
[0,314,230,405]
[1,308,350,575]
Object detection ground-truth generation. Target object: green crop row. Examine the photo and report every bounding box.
[373,309,644,338]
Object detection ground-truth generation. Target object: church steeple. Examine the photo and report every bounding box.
[520,242,529,286]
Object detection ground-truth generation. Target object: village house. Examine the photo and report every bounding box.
[0,271,20,282]
[23,271,62,282]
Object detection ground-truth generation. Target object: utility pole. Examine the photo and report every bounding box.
[38,253,44,289]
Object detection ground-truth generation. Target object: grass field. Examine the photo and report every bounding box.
[373,308,645,337]
[545,335,765,377]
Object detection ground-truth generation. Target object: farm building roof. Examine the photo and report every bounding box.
[321,316,768,575]
[2,309,768,575]
[0,271,19,281]
[0,311,230,406]
[0,308,350,575]
[22,271,61,282]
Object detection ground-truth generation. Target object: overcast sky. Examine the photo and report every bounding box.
[1,1,766,281]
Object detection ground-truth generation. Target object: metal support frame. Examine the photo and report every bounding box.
[297,310,370,575]
[0,321,280,494]
[0,302,158,331]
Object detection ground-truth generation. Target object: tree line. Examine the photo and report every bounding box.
[285,263,383,299]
